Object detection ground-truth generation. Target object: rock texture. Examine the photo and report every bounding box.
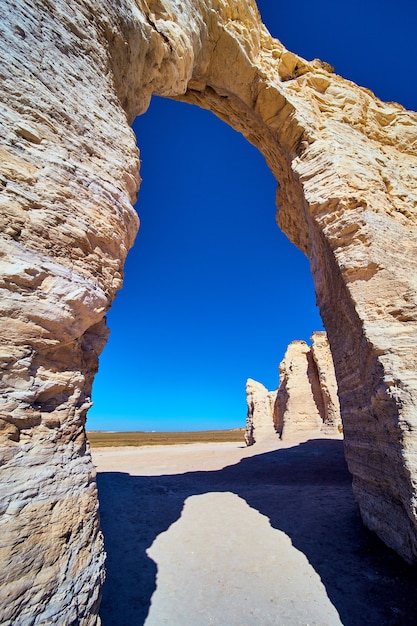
[276,340,324,438]
[275,332,342,439]
[2,0,417,621]
[310,331,341,431]
[245,332,341,444]
[244,378,277,445]
[0,1,139,623]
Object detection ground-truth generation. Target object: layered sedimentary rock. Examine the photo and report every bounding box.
[276,340,326,438]
[2,0,417,621]
[0,1,140,623]
[245,332,341,444]
[244,378,277,445]
[310,331,341,431]
[275,332,342,439]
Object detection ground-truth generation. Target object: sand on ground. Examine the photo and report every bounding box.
[92,435,417,626]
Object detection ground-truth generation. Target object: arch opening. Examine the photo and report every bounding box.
[88,95,324,433]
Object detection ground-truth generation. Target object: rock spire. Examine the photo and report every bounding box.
[245,332,341,444]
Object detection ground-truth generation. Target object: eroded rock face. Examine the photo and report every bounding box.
[245,332,341,444]
[244,378,277,445]
[2,0,417,620]
[276,340,326,438]
[0,1,140,623]
[310,331,341,431]
[275,333,342,439]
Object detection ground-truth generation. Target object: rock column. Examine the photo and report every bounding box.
[245,378,277,445]
[0,1,140,622]
[275,340,326,438]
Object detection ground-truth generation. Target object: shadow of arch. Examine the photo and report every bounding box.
[97,439,417,626]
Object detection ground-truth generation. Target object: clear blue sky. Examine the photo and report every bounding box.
[87,0,417,432]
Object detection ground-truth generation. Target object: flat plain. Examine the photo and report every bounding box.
[87,429,245,447]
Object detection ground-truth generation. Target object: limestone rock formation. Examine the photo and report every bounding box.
[245,332,341,444]
[275,332,342,439]
[2,0,417,621]
[276,340,326,438]
[244,378,277,445]
[310,331,341,431]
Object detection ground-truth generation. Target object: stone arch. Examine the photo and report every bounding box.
[1,0,417,622]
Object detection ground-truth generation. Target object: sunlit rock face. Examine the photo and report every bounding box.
[275,332,342,439]
[0,1,140,623]
[1,0,417,621]
[275,340,323,438]
[245,332,341,444]
[244,378,277,445]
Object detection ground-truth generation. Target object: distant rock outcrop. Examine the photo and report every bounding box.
[275,340,325,438]
[244,379,278,445]
[310,331,341,431]
[245,332,341,444]
[276,332,342,438]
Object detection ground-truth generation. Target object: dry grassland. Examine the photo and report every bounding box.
[87,429,245,447]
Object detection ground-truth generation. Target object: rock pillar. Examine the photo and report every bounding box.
[276,340,326,438]
[0,0,140,622]
[275,333,342,439]
[310,331,341,432]
[245,378,277,445]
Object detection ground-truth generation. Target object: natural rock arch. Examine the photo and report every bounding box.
[1,0,417,622]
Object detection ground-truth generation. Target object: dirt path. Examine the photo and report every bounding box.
[92,436,416,625]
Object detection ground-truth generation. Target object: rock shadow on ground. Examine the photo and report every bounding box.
[96,439,417,625]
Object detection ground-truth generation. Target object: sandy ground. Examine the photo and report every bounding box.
[92,435,417,626]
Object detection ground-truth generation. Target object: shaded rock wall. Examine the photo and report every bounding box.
[2,0,417,621]
[310,331,341,431]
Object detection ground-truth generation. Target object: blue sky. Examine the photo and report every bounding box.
[87,0,417,432]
